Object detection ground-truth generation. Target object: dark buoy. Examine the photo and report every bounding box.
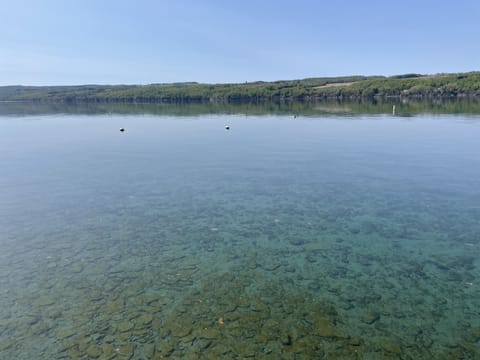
[119,128,125,132]
[225,125,230,130]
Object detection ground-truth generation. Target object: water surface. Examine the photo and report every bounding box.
[1,106,480,359]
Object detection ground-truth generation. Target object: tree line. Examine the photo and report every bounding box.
[1,72,479,103]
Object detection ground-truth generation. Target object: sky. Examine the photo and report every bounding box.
[0,0,479,85]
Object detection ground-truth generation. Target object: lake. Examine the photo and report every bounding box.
[1,102,480,359]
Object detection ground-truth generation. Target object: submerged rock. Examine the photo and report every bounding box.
[465,327,480,343]
[289,238,304,246]
[170,323,192,338]
[280,332,293,345]
[56,328,76,340]
[361,312,380,325]
[33,297,55,307]
[86,345,103,358]
[316,319,341,338]
[155,341,175,357]
[381,339,402,354]
[117,321,134,332]
[198,327,221,340]
[136,314,153,327]
[101,343,115,358]
[116,343,134,357]
[262,262,281,271]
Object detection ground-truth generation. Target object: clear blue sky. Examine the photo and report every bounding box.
[1,0,478,85]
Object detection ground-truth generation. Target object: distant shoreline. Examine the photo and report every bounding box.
[1,72,479,103]
[2,97,480,118]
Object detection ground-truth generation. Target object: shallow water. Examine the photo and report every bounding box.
[1,110,480,359]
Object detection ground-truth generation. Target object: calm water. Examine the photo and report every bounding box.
[1,106,480,359]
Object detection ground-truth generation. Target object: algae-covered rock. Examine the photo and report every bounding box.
[198,327,221,339]
[105,299,124,314]
[132,327,152,340]
[237,296,250,308]
[155,340,175,357]
[86,344,103,358]
[232,341,256,358]
[316,319,341,338]
[117,330,132,342]
[280,332,293,345]
[250,299,269,313]
[56,328,76,340]
[465,327,480,343]
[170,323,192,338]
[380,339,402,354]
[136,313,153,327]
[260,319,280,340]
[349,337,362,346]
[381,339,401,354]
[116,343,134,358]
[101,343,115,358]
[117,321,134,332]
[68,346,82,359]
[284,338,322,357]
[74,336,91,352]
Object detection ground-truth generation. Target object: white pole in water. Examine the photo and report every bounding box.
[392,105,396,116]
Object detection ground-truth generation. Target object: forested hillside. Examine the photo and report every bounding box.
[1,72,479,103]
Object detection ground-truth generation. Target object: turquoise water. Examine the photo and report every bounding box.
[1,111,480,359]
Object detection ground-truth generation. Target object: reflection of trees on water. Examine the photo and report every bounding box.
[2,99,480,118]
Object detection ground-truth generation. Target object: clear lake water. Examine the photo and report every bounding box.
[1,104,480,359]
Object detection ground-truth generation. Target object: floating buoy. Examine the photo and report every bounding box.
[119,128,125,132]
[225,125,230,130]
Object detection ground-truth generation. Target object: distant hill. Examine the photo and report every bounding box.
[1,72,479,103]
